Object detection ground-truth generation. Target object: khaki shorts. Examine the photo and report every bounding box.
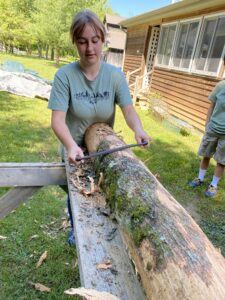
[198,125,225,165]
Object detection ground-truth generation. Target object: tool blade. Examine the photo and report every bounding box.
[76,140,148,161]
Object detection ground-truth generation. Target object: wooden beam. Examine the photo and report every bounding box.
[0,163,67,187]
[0,186,42,219]
[64,155,145,300]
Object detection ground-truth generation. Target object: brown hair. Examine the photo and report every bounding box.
[70,10,106,44]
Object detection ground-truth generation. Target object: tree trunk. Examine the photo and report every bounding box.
[26,46,32,56]
[9,45,14,54]
[84,123,225,300]
[55,49,60,66]
[38,45,42,58]
[45,45,49,60]
[51,48,54,61]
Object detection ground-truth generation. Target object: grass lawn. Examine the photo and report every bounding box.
[0,53,70,80]
[0,53,224,299]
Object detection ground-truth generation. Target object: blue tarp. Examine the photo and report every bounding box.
[0,60,52,100]
[0,60,52,85]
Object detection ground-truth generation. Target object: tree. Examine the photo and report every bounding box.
[0,0,115,59]
[0,0,37,53]
[32,0,109,64]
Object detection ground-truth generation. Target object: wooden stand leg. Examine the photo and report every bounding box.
[0,186,42,219]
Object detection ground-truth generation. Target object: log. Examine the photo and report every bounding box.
[84,123,225,300]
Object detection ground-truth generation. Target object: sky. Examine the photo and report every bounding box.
[109,0,172,18]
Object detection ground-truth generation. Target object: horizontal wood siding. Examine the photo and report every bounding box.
[126,27,148,56]
[151,68,219,131]
[123,54,142,84]
[123,55,142,73]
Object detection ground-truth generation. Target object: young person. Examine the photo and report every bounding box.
[48,10,150,244]
[189,55,225,197]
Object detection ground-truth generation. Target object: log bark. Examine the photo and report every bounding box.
[84,123,225,300]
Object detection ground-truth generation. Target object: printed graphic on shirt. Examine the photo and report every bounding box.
[75,90,110,104]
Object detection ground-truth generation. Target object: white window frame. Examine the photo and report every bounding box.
[155,21,178,68]
[191,13,225,77]
[155,12,225,77]
[170,17,201,72]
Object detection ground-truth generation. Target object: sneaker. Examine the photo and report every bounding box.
[205,185,217,197]
[67,229,76,246]
[188,178,203,188]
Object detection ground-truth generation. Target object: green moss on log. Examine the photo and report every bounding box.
[132,225,149,246]
[146,261,152,271]
[94,147,167,270]
[130,204,149,224]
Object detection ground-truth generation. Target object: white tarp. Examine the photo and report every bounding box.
[0,69,52,100]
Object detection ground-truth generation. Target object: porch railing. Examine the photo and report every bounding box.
[126,67,141,83]
[127,69,153,104]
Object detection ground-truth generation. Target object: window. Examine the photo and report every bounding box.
[157,24,177,66]
[172,21,199,69]
[156,13,225,76]
[193,15,225,74]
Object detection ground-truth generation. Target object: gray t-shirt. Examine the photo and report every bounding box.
[208,79,225,135]
[48,61,132,148]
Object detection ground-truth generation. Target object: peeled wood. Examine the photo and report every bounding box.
[84,123,225,300]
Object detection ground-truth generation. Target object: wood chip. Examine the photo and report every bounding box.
[71,164,104,196]
[88,176,95,193]
[34,283,51,293]
[36,250,48,268]
[0,235,7,240]
[59,219,70,231]
[64,287,119,300]
[29,234,39,241]
[96,259,112,270]
[72,259,78,269]
[97,172,104,190]
[154,173,161,180]
[71,178,92,196]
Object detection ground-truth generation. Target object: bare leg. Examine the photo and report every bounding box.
[214,163,225,178]
[200,157,210,170]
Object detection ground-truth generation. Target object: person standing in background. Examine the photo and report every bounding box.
[189,54,225,197]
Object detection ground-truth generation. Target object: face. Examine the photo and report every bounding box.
[75,24,103,67]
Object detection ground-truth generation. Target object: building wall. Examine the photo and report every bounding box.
[106,49,124,68]
[123,25,149,83]
[151,68,219,131]
[123,5,225,132]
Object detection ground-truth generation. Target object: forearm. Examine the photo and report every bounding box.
[51,110,83,163]
[52,120,77,151]
[121,105,150,144]
[122,105,143,132]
